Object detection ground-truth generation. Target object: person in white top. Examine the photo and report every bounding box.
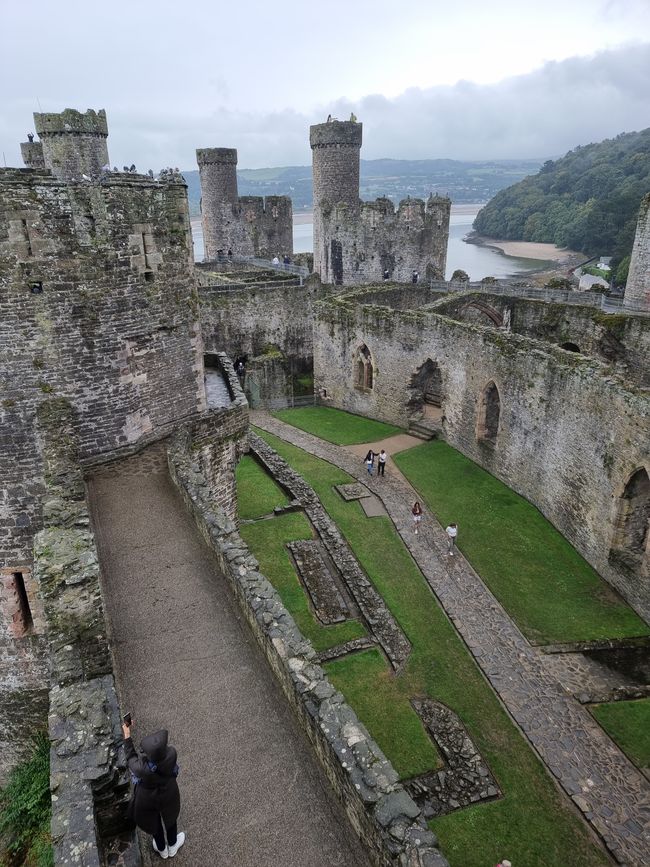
[377,449,387,477]
[446,522,458,555]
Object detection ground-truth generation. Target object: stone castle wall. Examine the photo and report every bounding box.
[313,289,650,620]
[310,120,450,285]
[0,166,205,774]
[197,147,293,260]
[625,192,650,308]
[433,292,650,388]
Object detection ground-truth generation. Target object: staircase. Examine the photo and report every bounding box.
[408,416,442,440]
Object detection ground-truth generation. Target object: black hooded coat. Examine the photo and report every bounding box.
[124,730,181,835]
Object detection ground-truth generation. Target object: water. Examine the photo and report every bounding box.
[190,207,552,278]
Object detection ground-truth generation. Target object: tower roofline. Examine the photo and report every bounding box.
[310,120,363,150]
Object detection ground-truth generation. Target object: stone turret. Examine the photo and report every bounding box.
[310,120,363,274]
[196,146,293,261]
[624,193,650,308]
[196,148,239,259]
[33,108,109,180]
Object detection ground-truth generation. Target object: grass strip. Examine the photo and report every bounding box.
[236,453,290,519]
[590,698,650,770]
[394,440,649,644]
[238,498,366,652]
[273,406,402,445]
[255,427,608,867]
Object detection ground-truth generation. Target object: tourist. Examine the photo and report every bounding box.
[496,861,512,867]
[122,720,185,859]
[236,359,245,379]
[377,448,387,477]
[412,501,423,533]
[272,254,280,265]
[364,449,375,475]
[446,522,458,555]
[383,268,390,281]
[412,270,419,284]
[283,254,291,266]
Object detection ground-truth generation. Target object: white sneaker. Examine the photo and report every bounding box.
[153,839,169,859]
[168,832,186,858]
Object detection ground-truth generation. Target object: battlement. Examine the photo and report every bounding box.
[310,120,363,150]
[20,141,44,169]
[34,108,108,138]
[196,148,238,166]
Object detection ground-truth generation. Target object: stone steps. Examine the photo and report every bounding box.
[407,418,441,440]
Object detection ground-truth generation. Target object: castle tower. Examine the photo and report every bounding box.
[20,139,45,169]
[624,192,650,308]
[310,120,362,277]
[33,108,109,180]
[196,148,239,260]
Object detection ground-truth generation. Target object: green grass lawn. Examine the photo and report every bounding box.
[590,698,650,770]
[237,465,366,652]
[272,406,402,445]
[394,441,649,645]
[253,428,609,867]
[236,454,290,519]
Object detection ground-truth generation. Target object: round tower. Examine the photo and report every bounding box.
[196,148,239,260]
[33,108,109,180]
[310,120,362,275]
[624,192,650,309]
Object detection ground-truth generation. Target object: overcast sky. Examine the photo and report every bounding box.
[2,0,649,170]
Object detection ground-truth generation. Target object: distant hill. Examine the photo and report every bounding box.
[182,157,543,216]
[473,128,650,261]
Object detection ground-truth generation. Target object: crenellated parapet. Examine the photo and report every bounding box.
[197,146,293,260]
[33,108,109,180]
[310,118,450,284]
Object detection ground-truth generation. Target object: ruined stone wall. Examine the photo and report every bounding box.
[197,147,293,260]
[0,168,205,764]
[625,192,650,308]
[199,277,337,377]
[432,292,650,388]
[313,292,650,620]
[320,195,451,285]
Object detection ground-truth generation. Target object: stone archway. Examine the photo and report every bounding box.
[477,381,500,445]
[560,342,581,353]
[408,359,443,422]
[459,302,504,328]
[611,468,650,574]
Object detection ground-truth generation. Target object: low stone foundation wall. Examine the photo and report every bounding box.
[167,423,449,867]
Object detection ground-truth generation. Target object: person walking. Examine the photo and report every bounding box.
[412,501,423,534]
[446,522,458,556]
[364,449,375,475]
[377,449,387,477]
[122,720,185,859]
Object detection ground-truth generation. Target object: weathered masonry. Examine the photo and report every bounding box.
[312,283,650,621]
[625,192,650,309]
[310,119,451,285]
[0,108,205,778]
[196,146,293,261]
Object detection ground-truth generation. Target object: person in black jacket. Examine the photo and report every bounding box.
[122,720,185,859]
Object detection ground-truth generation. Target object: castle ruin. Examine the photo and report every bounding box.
[625,192,650,308]
[310,119,451,284]
[196,146,293,260]
[0,104,649,867]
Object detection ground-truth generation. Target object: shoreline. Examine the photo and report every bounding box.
[466,232,583,266]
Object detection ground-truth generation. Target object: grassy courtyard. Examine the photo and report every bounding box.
[590,698,650,772]
[393,440,649,644]
[239,430,609,867]
[272,406,402,445]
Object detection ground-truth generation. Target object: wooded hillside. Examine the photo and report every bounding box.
[473,128,650,261]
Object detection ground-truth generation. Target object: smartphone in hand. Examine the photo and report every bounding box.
[123,712,132,727]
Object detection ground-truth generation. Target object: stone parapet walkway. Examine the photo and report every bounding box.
[252,412,650,866]
[87,444,372,867]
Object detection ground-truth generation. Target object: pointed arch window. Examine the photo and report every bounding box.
[611,468,650,570]
[355,344,374,391]
[477,381,500,444]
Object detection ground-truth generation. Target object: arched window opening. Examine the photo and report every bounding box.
[560,342,581,353]
[355,344,374,391]
[478,381,500,445]
[612,468,650,570]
